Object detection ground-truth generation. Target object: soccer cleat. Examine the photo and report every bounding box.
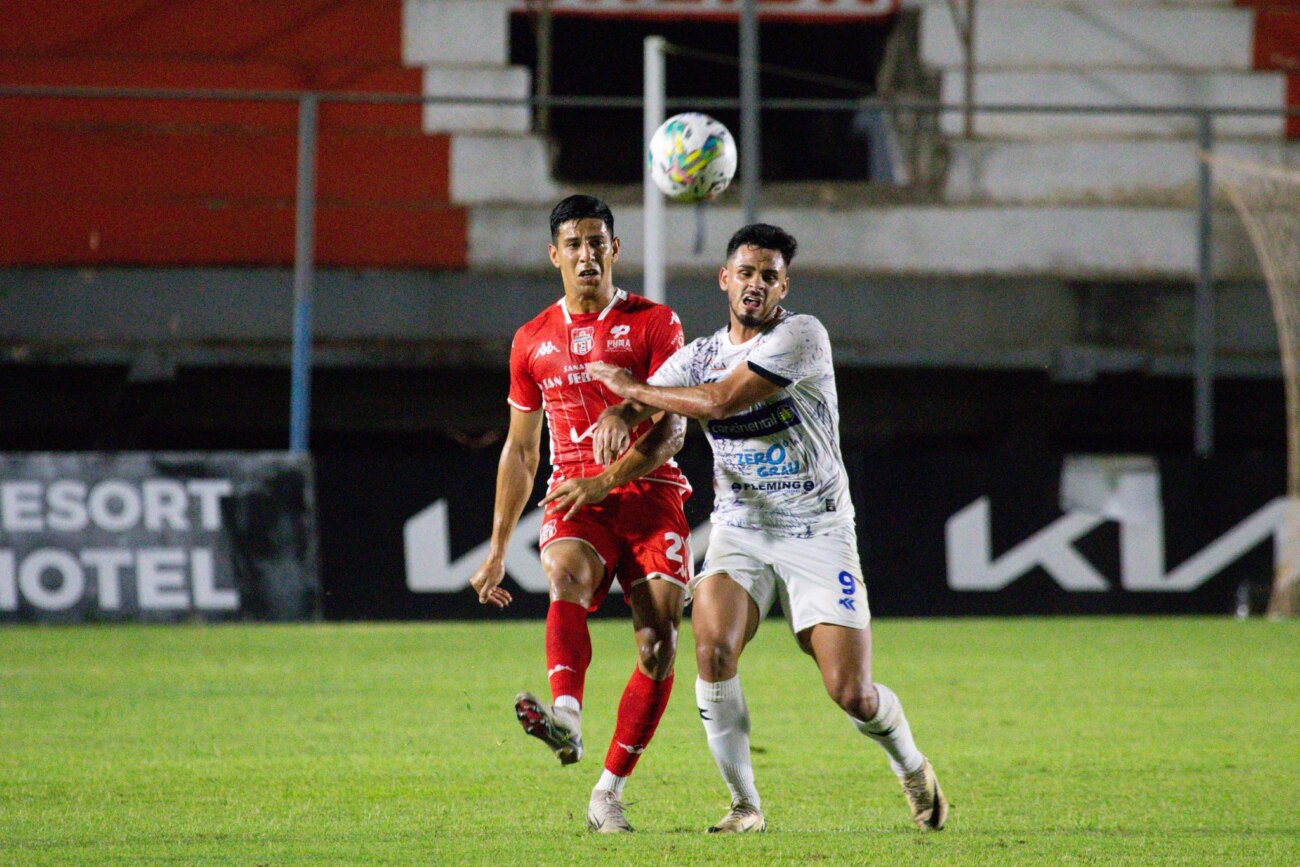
[900,759,948,830]
[587,789,633,833]
[706,800,766,834]
[514,691,583,765]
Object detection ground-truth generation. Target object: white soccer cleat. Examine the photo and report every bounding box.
[514,691,583,765]
[587,788,633,833]
[707,800,766,834]
[900,759,948,830]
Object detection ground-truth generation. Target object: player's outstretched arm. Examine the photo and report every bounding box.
[541,410,685,519]
[468,407,543,609]
[586,361,780,421]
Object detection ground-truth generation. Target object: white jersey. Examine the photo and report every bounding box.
[649,311,854,537]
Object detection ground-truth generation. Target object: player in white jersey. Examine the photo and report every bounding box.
[586,223,948,834]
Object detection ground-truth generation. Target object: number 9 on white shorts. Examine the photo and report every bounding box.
[690,523,870,633]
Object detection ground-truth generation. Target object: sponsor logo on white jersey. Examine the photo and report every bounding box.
[736,442,803,477]
[535,341,559,358]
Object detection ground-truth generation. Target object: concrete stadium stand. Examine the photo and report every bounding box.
[404,0,557,201]
[944,138,1300,203]
[466,201,1259,280]
[938,70,1285,137]
[920,2,1255,71]
[0,0,483,266]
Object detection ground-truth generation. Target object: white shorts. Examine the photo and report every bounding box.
[690,522,870,634]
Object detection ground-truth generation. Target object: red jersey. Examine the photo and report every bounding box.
[508,288,691,493]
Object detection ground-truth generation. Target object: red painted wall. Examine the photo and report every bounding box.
[0,1,468,268]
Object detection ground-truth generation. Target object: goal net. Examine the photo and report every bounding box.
[1206,152,1300,616]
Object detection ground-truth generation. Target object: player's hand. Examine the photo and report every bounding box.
[586,361,635,397]
[468,558,512,609]
[592,412,631,465]
[539,476,613,519]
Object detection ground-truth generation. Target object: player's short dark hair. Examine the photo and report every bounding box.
[725,223,797,265]
[549,195,615,240]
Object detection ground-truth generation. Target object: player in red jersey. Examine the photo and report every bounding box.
[468,195,692,833]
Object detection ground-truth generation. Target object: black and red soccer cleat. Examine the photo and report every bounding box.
[514,691,583,765]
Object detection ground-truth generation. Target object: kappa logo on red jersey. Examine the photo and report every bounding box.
[571,327,595,355]
[535,341,559,358]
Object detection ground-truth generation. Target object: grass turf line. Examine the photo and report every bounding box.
[1,617,1297,864]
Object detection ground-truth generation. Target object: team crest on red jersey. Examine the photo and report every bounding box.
[571,326,595,355]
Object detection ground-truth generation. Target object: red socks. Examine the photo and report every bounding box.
[603,669,675,777]
[545,600,592,705]
[546,601,674,779]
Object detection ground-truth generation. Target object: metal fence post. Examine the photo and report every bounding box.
[536,0,553,135]
[740,0,761,223]
[1194,111,1215,457]
[644,36,666,305]
[290,93,318,455]
[945,0,978,139]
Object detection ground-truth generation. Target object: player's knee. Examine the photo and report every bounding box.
[545,566,595,606]
[694,636,741,681]
[636,623,678,679]
[827,678,878,719]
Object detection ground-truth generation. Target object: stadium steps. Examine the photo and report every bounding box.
[466,201,1258,279]
[403,0,558,200]
[920,1,1256,70]
[0,118,465,268]
[0,56,426,127]
[0,0,405,64]
[0,52,466,267]
[893,0,1300,277]
[945,138,1300,204]
[936,69,1285,138]
[0,0,556,268]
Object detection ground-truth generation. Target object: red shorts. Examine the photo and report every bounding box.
[539,478,692,612]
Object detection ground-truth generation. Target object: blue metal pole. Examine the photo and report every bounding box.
[290,93,318,454]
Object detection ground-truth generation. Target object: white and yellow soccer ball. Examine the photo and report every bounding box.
[647,112,738,202]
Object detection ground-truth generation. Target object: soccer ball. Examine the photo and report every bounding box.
[647,112,738,202]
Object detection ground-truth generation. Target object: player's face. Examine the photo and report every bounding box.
[720,244,788,329]
[549,218,619,296]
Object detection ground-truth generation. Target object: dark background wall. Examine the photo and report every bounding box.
[508,14,892,183]
[0,362,1286,457]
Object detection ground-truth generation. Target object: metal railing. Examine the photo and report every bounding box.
[2,83,1297,457]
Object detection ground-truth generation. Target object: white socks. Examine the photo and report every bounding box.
[595,770,627,795]
[850,682,925,777]
[695,676,761,808]
[695,675,923,803]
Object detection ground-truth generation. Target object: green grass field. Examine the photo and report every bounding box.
[2,617,1297,865]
